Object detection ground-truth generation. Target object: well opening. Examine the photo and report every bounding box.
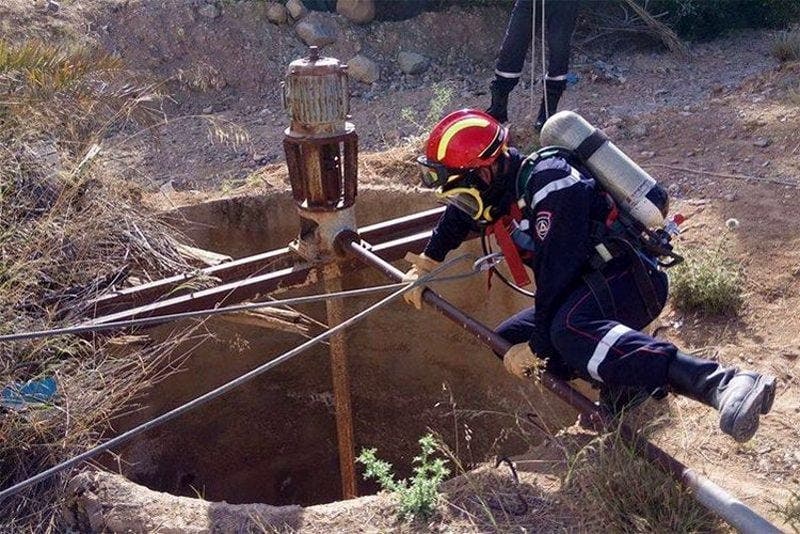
[110,187,577,507]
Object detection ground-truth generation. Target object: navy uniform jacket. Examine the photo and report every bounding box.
[423,152,611,360]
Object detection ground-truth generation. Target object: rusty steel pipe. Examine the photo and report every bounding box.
[342,236,780,534]
[323,265,358,499]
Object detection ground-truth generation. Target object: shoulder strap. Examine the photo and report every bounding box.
[515,145,586,211]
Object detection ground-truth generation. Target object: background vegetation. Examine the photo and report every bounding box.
[302,0,800,40]
[0,40,199,531]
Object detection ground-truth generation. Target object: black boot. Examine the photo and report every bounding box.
[534,79,567,131]
[486,79,513,123]
[667,352,776,443]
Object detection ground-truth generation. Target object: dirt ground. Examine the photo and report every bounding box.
[3,0,799,531]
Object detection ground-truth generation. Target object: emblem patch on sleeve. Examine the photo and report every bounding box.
[535,211,552,241]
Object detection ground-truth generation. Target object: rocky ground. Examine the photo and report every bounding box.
[2,0,799,531]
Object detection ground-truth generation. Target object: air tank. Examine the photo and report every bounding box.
[540,111,668,228]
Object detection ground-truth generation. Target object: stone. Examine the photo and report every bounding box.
[640,150,656,158]
[347,55,379,84]
[336,0,375,24]
[295,14,337,47]
[397,51,430,75]
[286,0,307,20]
[198,4,220,19]
[266,2,288,24]
[753,137,772,148]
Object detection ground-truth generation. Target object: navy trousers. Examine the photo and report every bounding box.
[495,260,678,390]
[494,0,581,90]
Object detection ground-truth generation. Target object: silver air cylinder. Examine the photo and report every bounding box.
[540,111,668,228]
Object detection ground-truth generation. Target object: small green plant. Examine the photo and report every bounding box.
[773,30,800,63]
[774,489,800,532]
[357,433,450,521]
[670,219,743,315]
[400,83,454,135]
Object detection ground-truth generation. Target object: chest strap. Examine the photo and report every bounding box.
[486,203,532,287]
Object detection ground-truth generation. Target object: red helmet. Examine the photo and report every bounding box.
[424,109,508,170]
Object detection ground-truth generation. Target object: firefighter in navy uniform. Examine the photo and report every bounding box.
[487,0,581,129]
[405,109,777,443]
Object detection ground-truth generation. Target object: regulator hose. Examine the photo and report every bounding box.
[480,230,536,299]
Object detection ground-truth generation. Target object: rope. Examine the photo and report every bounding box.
[529,0,549,123]
[0,283,408,343]
[541,0,549,120]
[529,0,537,121]
[0,266,492,343]
[0,254,479,502]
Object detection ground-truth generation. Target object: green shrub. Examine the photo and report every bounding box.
[357,434,450,521]
[648,0,800,40]
[670,220,743,315]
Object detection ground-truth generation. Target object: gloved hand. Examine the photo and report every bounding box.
[503,343,540,379]
[402,252,440,310]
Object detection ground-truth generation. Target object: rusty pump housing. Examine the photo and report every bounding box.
[282,46,358,262]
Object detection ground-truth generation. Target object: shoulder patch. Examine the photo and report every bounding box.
[535,211,552,241]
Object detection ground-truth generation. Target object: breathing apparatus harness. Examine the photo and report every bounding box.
[483,145,684,310]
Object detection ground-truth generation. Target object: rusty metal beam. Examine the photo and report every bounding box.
[342,237,780,534]
[87,207,446,316]
[323,266,357,499]
[87,231,432,326]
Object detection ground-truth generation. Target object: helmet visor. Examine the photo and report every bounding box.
[435,187,485,220]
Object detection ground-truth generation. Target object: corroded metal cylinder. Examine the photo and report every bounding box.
[283,46,349,138]
[283,131,357,211]
[282,46,357,212]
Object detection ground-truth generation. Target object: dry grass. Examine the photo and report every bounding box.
[358,140,421,187]
[774,490,800,533]
[561,418,724,533]
[772,30,800,63]
[0,40,204,531]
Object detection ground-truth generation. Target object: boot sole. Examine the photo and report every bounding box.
[759,376,777,415]
[721,375,776,443]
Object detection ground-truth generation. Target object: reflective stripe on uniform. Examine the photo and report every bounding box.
[530,167,582,209]
[495,69,523,79]
[545,74,567,81]
[437,117,490,161]
[587,324,632,382]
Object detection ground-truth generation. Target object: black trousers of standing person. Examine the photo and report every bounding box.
[494,0,580,90]
[489,0,581,126]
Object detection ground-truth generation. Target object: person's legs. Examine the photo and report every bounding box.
[535,0,580,129]
[494,306,573,378]
[488,0,533,122]
[549,262,776,442]
[495,306,537,349]
[550,265,674,390]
